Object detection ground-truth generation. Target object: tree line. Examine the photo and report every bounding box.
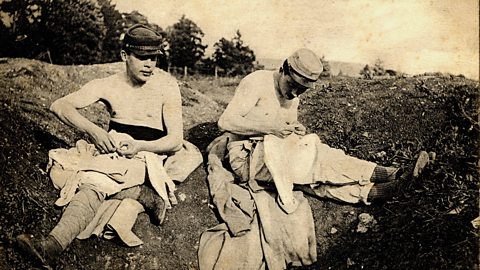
[0,0,256,76]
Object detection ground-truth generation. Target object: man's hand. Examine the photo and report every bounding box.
[269,122,296,138]
[89,128,117,153]
[117,140,141,158]
[292,122,307,136]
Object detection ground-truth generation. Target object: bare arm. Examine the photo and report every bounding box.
[218,77,295,138]
[218,92,273,136]
[135,91,183,153]
[50,83,117,152]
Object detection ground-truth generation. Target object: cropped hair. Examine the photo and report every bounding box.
[121,43,131,54]
[280,59,291,76]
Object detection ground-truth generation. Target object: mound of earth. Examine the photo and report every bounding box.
[0,58,478,269]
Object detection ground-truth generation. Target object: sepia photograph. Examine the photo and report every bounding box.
[0,0,478,269]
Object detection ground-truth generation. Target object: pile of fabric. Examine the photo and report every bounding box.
[198,134,317,269]
[47,131,202,246]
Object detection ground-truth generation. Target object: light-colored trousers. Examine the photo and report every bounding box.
[227,134,377,205]
[50,184,141,249]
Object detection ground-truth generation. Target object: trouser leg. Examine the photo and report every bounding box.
[113,185,142,200]
[314,143,377,185]
[370,166,400,183]
[309,182,375,204]
[49,185,106,250]
[113,185,166,226]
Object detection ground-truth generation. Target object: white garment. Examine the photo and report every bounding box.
[261,133,377,210]
[47,131,203,246]
[47,131,177,207]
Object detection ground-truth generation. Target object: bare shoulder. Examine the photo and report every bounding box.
[151,68,179,86]
[149,69,181,102]
[237,70,274,96]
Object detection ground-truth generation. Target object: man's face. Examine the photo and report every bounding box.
[123,51,157,84]
[280,73,309,100]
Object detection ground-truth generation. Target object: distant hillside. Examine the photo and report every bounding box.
[258,58,365,77]
[329,61,365,77]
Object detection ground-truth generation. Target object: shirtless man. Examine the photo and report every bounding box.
[16,24,195,269]
[215,48,429,212]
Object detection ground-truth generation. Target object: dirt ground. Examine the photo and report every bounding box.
[0,58,478,269]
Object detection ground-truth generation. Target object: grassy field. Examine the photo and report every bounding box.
[0,58,478,269]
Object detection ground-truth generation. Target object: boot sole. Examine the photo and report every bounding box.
[413,151,429,178]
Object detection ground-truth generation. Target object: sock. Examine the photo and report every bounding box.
[368,182,397,200]
[370,166,399,183]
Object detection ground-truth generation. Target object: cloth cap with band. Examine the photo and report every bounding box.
[123,24,163,56]
[287,48,323,89]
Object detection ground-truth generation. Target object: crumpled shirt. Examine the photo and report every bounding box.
[47,131,177,208]
[199,133,317,269]
[46,131,203,246]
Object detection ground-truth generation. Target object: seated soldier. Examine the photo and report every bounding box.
[213,48,429,213]
[16,24,201,269]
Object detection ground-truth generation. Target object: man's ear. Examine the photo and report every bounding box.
[120,50,128,61]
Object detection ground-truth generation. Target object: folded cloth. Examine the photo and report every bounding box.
[200,134,317,270]
[76,198,145,247]
[104,198,145,246]
[48,131,203,246]
[198,189,316,270]
[144,140,203,207]
[207,154,255,236]
[165,140,203,182]
[198,219,265,270]
[252,190,317,269]
[47,131,203,207]
[47,138,146,206]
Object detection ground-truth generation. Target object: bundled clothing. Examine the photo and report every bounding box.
[198,133,317,269]
[199,132,388,269]
[199,190,316,270]
[47,131,202,247]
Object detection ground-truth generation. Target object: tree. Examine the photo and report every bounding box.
[320,55,331,78]
[98,0,123,63]
[212,30,256,76]
[373,58,385,76]
[0,0,47,59]
[360,64,373,79]
[197,57,216,75]
[0,0,165,65]
[167,15,207,72]
[42,0,107,64]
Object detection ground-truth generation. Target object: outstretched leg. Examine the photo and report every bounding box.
[17,184,105,268]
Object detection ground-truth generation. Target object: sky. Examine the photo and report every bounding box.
[113,0,479,79]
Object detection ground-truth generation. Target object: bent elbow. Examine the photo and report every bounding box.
[217,114,230,132]
[171,140,183,152]
[50,99,68,117]
[168,134,184,152]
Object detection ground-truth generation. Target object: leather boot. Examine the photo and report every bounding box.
[137,185,166,226]
[16,234,62,269]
